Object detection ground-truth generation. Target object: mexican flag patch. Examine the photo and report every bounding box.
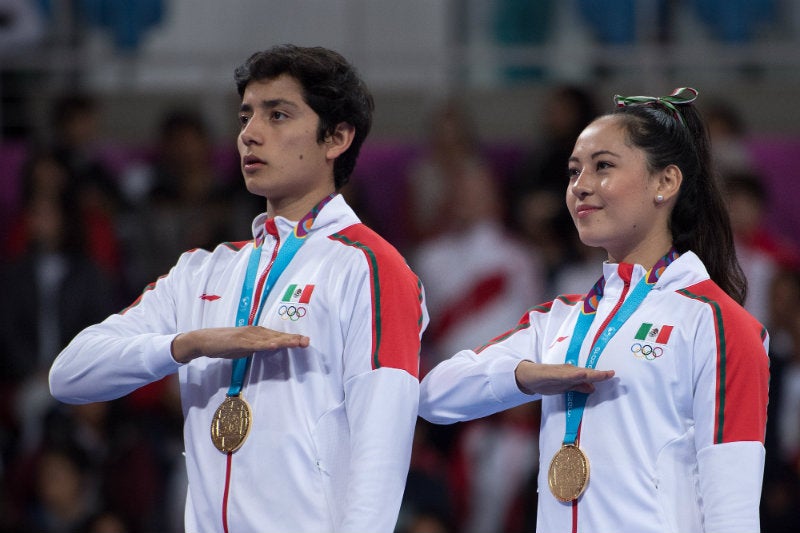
[634,322,674,344]
[282,284,315,304]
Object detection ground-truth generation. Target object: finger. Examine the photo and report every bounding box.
[586,369,615,382]
[263,337,307,350]
[255,333,310,350]
[255,327,308,341]
[276,334,309,347]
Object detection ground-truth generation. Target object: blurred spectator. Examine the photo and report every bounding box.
[50,93,118,195]
[398,420,456,533]
[449,404,540,533]
[119,108,258,294]
[3,148,123,282]
[404,98,544,533]
[27,444,98,533]
[3,150,70,256]
[409,146,543,531]
[2,393,182,533]
[704,98,757,179]
[507,84,599,295]
[411,143,544,369]
[725,172,800,268]
[404,98,497,243]
[724,171,800,325]
[0,149,148,532]
[761,267,800,532]
[766,269,800,459]
[0,155,121,462]
[49,92,125,277]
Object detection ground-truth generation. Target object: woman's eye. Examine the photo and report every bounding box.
[567,167,581,179]
[597,161,613,170]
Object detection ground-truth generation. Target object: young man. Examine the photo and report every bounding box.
[50,45,428,533]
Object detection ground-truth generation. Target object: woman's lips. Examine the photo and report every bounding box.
[575,204,600,218]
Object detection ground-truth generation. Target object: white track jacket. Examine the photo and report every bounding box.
[50,194,428,533]
[419,252,769,533]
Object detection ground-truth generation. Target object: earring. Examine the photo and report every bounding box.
[656,195,664,203]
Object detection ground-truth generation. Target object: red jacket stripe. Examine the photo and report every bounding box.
[474,294,583,354]
[330,225,423,378]
[679,281,769,444]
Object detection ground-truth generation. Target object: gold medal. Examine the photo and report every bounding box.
[548,444,590,502]
[210,396,252,453]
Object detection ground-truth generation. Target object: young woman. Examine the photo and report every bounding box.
[419,88,769,533]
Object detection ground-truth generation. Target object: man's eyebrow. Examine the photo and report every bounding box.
[239,98,300,113]
[260,98,300,110]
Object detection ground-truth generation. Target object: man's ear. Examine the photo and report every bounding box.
[325,122,355,160]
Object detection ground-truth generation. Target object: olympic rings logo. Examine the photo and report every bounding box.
[630,343,664,360]
[278,305,307,321]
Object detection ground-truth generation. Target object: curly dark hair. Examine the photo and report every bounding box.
[234,44,374,189]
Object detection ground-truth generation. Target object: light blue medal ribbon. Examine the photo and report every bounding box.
[211,195,334,454]
[562,276,651,444]
[226,236,303,395]
[228,245,262,395]
[227,194,334,397]
[561,249,679,445]
[547,250,678,500]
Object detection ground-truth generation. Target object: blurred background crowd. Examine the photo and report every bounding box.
[1,1,799,532]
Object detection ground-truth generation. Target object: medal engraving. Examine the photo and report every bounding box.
[548,444,590,502]
[210,396,252,453]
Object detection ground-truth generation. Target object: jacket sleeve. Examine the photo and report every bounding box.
[419,311,540,424]
[336,238,428,533]
[49,261,184,404]
[340,369,419,533]
[691,295,770,533]
[697,441,765,533]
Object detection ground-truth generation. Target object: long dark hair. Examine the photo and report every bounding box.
[612,98,747,305]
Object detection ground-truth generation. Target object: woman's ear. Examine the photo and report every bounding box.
[657,164,683,203]
[325,122,355,160]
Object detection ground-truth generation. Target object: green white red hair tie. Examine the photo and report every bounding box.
[613,87,699,127]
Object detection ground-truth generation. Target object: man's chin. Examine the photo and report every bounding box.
[243,179,271,198]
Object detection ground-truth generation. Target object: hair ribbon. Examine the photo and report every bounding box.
[613,87,699,126]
